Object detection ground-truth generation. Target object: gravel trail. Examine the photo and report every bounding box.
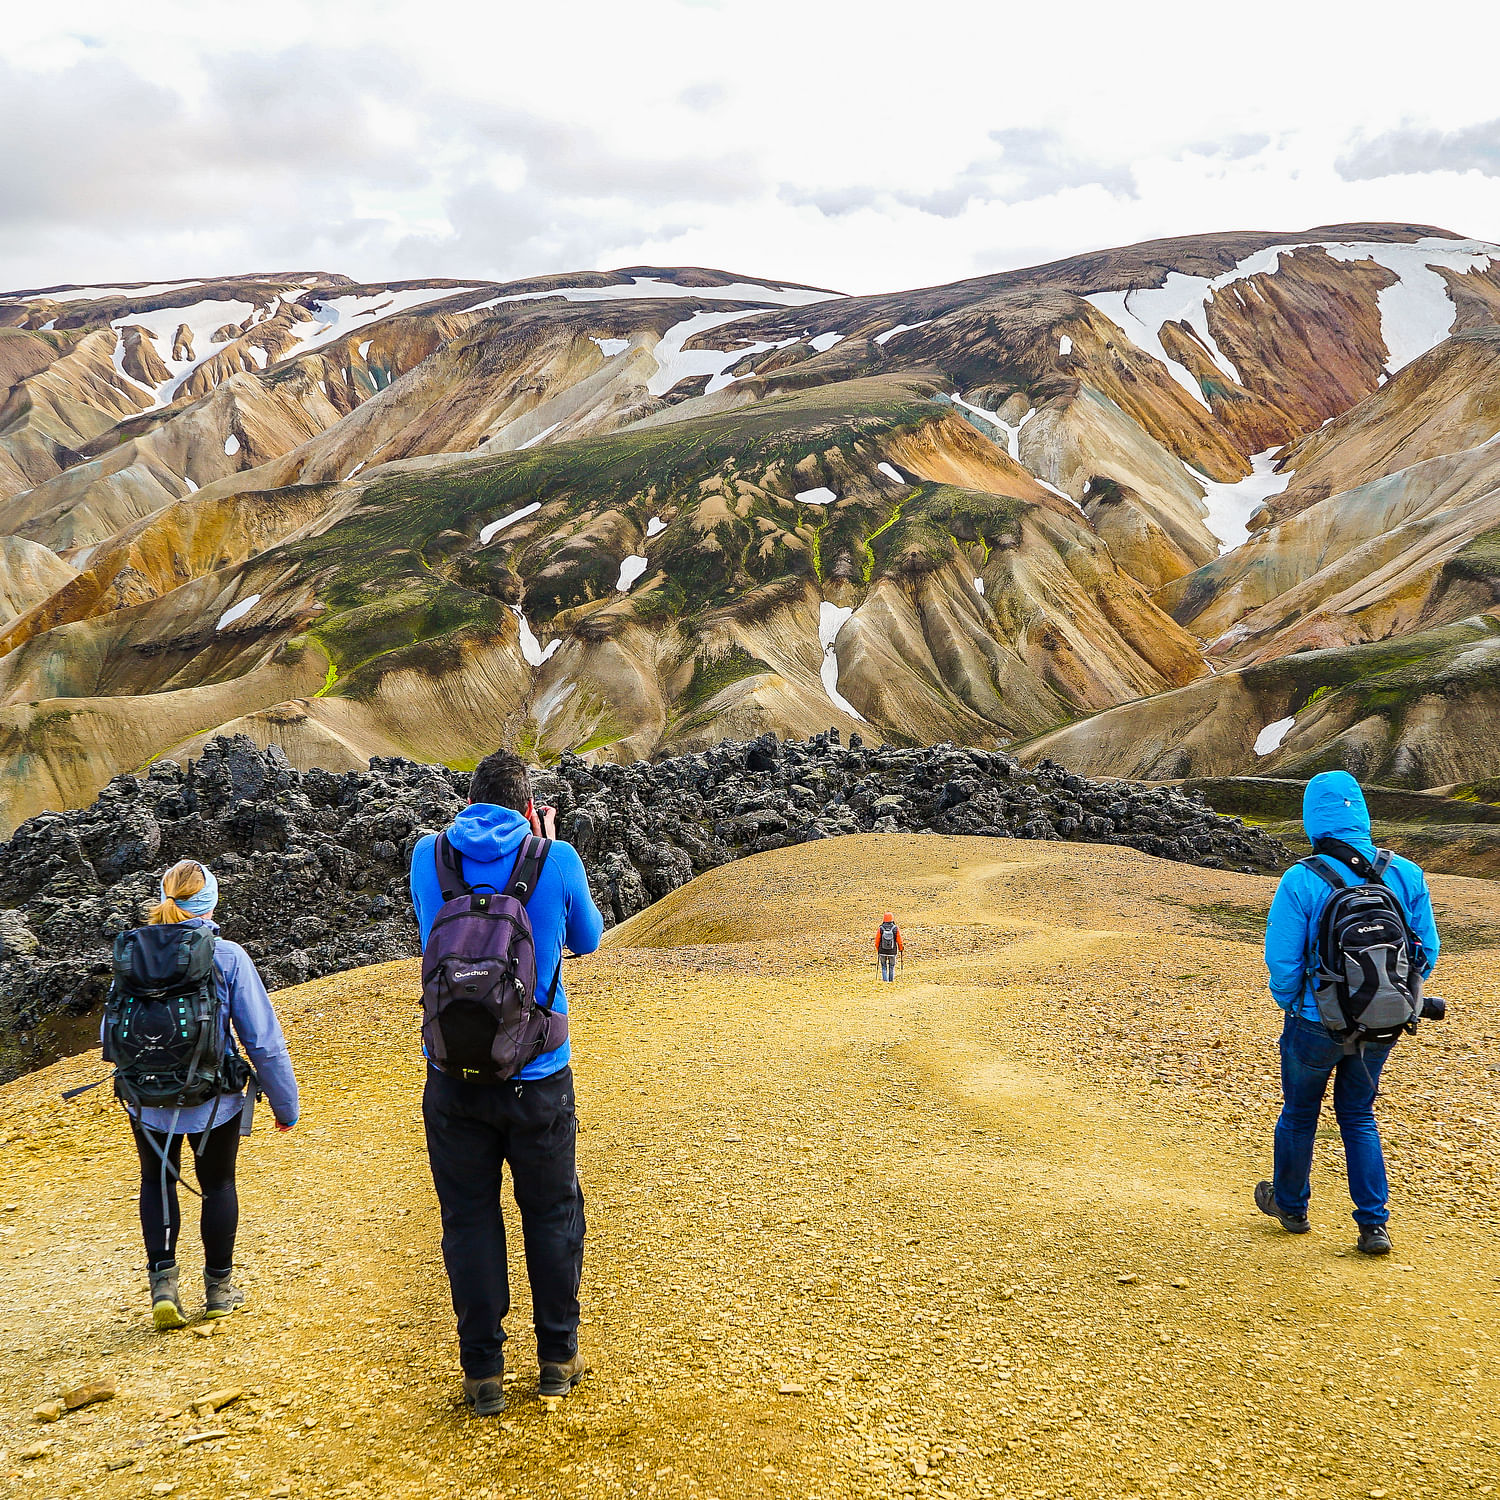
[1,835,1497,1499]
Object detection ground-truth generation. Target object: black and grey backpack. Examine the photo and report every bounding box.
[1302,839,1421,1052]
[102,924,243,1110]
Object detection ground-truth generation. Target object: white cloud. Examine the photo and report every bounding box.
[1,2,1498,296]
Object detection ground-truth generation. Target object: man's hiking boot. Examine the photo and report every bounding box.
[1255,1181,1310,1234]
[203,1270,245,1319]
[1357,1224,1393,1257]
[150,1265,186,1331]
[538,1352,588,1398]
[463,1373,507,1417]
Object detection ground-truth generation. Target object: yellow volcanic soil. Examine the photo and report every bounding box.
[2,834,1499,1500]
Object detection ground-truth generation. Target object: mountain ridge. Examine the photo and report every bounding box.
[3,222,1500,831]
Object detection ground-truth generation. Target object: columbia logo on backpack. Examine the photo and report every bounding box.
[419,832,568,1082]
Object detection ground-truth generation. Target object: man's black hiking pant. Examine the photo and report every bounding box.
[422,1064,585,1379]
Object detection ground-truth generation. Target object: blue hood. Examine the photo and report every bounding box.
[1302,771,1375,857]
[446,802,531,863]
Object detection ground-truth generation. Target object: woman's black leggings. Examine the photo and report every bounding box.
[132,1117,241,1274]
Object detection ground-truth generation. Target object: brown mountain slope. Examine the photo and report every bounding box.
[6,227,1500,819]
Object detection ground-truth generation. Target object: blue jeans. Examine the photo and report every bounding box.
[1273,1012,1393,1226]
[880,955,896,981]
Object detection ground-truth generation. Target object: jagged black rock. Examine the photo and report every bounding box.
[0,732,1289,1081]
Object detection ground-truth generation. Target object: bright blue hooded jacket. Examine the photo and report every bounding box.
[1265,771,1439,1022]
[409,805,605,1080]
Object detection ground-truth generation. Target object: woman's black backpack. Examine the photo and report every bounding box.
[103,924,237,1109]
[1303,840,1421,1052]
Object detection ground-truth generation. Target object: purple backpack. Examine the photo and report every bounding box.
[420,833,568,1082]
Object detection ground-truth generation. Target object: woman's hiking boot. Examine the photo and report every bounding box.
[1357,1223,1393,1256]
[538,1352,588,1398]
[1254,1181,1310,1234]
[150,1265,187,1331]
[463,1371,507,1417]
[203,1270,245,1319]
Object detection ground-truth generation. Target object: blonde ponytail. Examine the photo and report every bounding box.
[149,860,208,925]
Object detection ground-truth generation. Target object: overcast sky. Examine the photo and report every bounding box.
[6,0,1500,297]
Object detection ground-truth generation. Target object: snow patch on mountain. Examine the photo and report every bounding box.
[1319,239,1497,372]
[281,287,481,362]
[646,310,805,397]
[511,604,561,667]
[479,502,541,545]
[809,332,844,352]
[1086,235,1500,403]
[1059,335,1073,356]
[215,594,260,631]
[519,422,562,450]
[877,463,906,486]
[468,276,835,318]
[874,321,932,346]
[18,279,203,304]
[1254,716,1296,756]
[111,298,259,406]
[796,487,838,506]
[1186,449,1292,553]
[616,555,649,591]
[592,336,632,357]
[646,516,666,537]
[534,679,576,727]
[818,601,864,721]
[223,434,240,456]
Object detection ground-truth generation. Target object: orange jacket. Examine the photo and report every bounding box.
[875,922,904,954]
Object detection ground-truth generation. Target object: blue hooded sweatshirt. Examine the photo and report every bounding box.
[409,805,605,1080]
[1264,771,1439,1022]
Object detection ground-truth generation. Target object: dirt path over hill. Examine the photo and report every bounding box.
[3,835,1499,1500]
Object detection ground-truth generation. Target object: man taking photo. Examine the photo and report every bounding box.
[410,749,604,1415]
[1257,770,1441,1255]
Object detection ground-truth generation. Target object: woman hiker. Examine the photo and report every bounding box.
[104,859,299,1329]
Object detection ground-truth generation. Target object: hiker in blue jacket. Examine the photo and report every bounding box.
[110,860,299,1329]
[1256,771,1439,1255]
[410,748,604,1415]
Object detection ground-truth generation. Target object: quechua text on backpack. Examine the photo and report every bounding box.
[420,833,568,1082]
[1302,838,1421,1051]
[103,924,246,1110]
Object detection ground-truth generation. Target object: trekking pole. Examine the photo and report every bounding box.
[61,1075,111,1102]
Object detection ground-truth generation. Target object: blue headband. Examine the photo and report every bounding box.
[164,865,218,916]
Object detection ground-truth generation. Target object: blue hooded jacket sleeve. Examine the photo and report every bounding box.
[1264,871,1313,1010]
[219,940,300,1126]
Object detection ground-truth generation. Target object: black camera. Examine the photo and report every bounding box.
[1420,994,1447,1022]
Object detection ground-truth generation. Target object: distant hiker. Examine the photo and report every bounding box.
[1256,771,1441,1255]
[410,748,604,1416]
[103,860,299,1329]
[876,912,904,981]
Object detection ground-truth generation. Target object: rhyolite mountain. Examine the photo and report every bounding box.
[4,223,1500,835]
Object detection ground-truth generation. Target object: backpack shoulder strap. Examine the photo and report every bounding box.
[1372,849,1395,881]
[1300,855,1351,892]
[434,834,471,903]
[504,836,553,904]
